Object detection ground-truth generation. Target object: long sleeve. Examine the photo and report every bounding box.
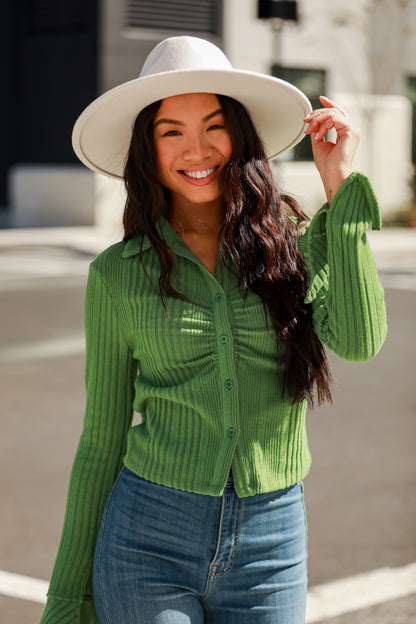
[40,264,136,623]
[297,172,387,361]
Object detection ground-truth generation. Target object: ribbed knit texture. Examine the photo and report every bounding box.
[40,172,386,623]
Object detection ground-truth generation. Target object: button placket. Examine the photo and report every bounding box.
[209,273,239,453]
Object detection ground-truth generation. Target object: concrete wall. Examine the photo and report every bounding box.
[9,166,95,228]
[99,0,222,93]
[9,165,127,232]
[371,0,416,94]
[275,93,413,215]
[333,93,413,214]
[223,0,414,215]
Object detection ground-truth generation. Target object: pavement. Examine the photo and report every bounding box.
[1,223,416,296]
[0,222,415,261]
[1,223,415,624]
[0,224,120,256]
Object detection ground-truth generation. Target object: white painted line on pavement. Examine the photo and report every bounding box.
[0,256,90,277]
[0,274,87,291]
[379,272,416,291]
[0,335,85,362]
[305,562,416,622]
[0,570,48,604]
[1,563,415,618]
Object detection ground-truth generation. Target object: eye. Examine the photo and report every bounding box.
[207,123,225,131]
[162,129,182,137]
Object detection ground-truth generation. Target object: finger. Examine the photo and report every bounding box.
[313,117,338,142]
[305,109,340,124]
[319,96,348,117]
[304,98,348,124]
[305,110,350,135]
[305,108,347,125]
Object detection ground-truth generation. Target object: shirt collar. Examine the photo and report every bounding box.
[122,216,193,259]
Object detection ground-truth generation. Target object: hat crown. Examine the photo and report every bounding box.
[139,36,233,78]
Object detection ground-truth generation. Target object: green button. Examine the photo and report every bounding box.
[220,334,228,344]
[215,293,223,302]
[225,379,234,389]
[227,427,236,437]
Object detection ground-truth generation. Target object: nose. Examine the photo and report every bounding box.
[182,132,213,161]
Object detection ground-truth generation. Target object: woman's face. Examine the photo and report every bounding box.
[153,93,233,211]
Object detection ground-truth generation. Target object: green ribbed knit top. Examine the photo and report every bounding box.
[40,173,387,623]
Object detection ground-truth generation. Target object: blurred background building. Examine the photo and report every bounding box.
[2,0,416,229]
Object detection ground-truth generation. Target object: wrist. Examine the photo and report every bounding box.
[321,170,351,205]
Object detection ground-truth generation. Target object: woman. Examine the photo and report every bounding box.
[40,36,387,623]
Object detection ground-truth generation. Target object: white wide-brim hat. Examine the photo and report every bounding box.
[72,36,312,180]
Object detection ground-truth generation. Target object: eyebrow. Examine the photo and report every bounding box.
[153,107,224,128]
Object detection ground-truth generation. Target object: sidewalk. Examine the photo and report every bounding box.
[0,225,415,267]
[0,225,119,256]
[366,227,416,270]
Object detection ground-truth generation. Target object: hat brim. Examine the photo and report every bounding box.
[72,69,312,179]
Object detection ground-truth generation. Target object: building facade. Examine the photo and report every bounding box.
[4,0,416,226]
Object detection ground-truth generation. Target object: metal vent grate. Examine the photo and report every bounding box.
[124,0,221,35]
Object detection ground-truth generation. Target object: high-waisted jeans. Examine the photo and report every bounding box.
[93,467,308,623]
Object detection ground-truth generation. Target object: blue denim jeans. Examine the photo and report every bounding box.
[93,467,307,623]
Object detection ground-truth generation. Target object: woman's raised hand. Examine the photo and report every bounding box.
[304,96,360,205]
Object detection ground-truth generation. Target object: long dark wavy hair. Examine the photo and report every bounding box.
[123,94,333,407]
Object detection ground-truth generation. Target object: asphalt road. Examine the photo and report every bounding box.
[0,238,415,623]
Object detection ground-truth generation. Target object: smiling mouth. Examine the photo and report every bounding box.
[181,167,217,179]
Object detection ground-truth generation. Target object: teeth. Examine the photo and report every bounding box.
[183,167,216,179]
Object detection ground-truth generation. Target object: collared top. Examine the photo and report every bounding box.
[40,173,387,623]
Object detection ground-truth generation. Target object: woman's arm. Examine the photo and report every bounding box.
[297,173,387,362]
[298,97,387,361]
[40,262,137,623]
[304,96,361,205]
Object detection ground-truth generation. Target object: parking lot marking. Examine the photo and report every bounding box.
[379,271,416,291]
[0,334,85,362]
[1,563,415,619]
[305,562,416,622]
[0,570,48,604]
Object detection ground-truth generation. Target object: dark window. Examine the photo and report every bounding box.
[405,77,416,201]
[1,0,97,207]
[272,66,326,161]
[13,0,98,164]
[123,0,222,35]
[24,0,91,35]
[406,76,416,166]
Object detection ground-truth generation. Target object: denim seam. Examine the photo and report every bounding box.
[94,468,125,623]
[211,497,244,577]
[199,490,226,602]
[200,493,245,610]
